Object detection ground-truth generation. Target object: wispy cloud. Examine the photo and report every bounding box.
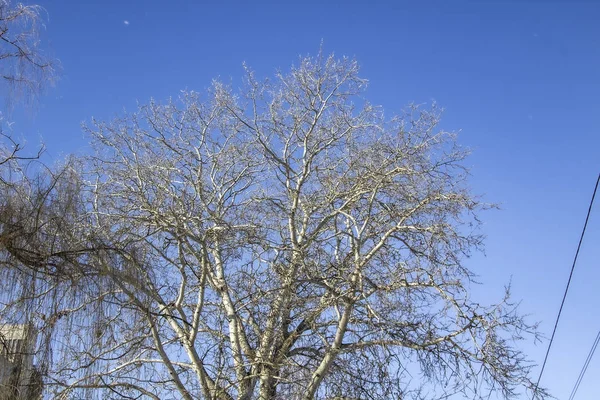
[123,20,130,26]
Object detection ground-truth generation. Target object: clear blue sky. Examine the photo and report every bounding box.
[8,0,600,398]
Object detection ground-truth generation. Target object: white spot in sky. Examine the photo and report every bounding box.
[124,20,130,26]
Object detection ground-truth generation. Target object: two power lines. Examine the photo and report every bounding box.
[533,173,600,400]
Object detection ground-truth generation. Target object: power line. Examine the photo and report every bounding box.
[568,329,600,400]
[532,173,600,398]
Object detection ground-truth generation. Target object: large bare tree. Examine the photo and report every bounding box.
[0,53,547,399]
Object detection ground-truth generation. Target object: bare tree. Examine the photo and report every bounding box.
[0,4,56,399]
[0,53,548,399]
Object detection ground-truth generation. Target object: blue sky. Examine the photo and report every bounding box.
[6,0,600,398]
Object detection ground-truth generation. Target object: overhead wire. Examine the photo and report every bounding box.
[532,173,600,398]
[568,329,600,400]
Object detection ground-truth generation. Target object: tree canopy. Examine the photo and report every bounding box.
[0,51,548,399]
